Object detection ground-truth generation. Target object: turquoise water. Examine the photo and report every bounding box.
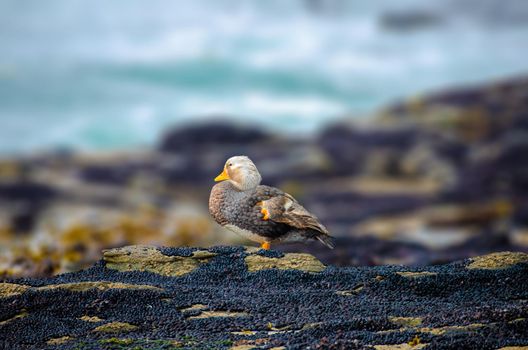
[1,0,528,154]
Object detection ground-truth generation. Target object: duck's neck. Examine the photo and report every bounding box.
[229,178,260,192]
[220,180,256,198]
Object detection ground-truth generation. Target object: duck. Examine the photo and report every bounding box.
[209,155,334,250]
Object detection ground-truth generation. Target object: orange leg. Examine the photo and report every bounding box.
[261,242,271,250]
[260,208,270,220]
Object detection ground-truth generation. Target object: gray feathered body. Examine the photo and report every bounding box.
[209,181,334,247]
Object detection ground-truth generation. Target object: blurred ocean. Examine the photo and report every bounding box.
[1,0,528,154]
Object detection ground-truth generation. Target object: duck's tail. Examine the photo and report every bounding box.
[316,234,335,249]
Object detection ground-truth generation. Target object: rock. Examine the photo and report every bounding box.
[279,236,433,267]
[103,245,326,275]
[430,234,528,266]
[335,284,364,296]
[0,181,56,203]
[396,271,437,278]
[0,180,57,232]
[417,323,486,336]
[187,310,249,320]
[77,155,158,185]
[46,336,72,345]
[381,76,528,144]
[92,322,138,333]
[374,344,427,350]
[304,189,429,227]
[158,121,271,153]
[79,316,104,323]
[388,316,423,328]
[2,75,528,290]
[0,282,30,298]
[2,75,528,280]
[245,252,325,273]
[38,281,163,292]
[0,281,161,299]
[99,338,135,346]
[318,125,419,176]
[0,309,27,326]
[103,245,216,277]
[230,345,256,350]
[180,304,249,320]
[78,164,132,185]
[180,304,208,313]
[467,251,528,269]
[1,247,527,349]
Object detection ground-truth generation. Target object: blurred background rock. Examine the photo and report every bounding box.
[1,0,527,277]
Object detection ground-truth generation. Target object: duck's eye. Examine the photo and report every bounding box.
[228,163,232,167]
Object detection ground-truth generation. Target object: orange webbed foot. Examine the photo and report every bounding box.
[261,242,271,250]
[260,208,270,220]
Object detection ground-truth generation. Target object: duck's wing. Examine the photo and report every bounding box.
[255,187,329,235]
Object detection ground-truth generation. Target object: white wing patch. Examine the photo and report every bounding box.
[283,198,293,211]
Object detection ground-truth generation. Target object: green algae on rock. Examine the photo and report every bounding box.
[467,251,528,269]
[103,245,216,276]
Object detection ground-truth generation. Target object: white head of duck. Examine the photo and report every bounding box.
[214,156,262,191]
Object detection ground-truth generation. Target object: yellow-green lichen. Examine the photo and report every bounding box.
[1,281,162,299]
[389,316,423,328]
[396,271,437,278]
[245,253,325,273]
[374,344,427,350]
[179,304,208,312]
[187,310,249,320]
[467,252,528,270]
[93,322,138,333]
[38,281,163,292]
[103,245,216,276]
[80,315,104,322]
[0,309,28,326]
[46,336,72,345]
[0,283,30,298]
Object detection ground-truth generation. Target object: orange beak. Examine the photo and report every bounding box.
[214,168,230,182]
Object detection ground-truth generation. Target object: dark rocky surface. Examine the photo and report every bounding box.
[1,246,527,350]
